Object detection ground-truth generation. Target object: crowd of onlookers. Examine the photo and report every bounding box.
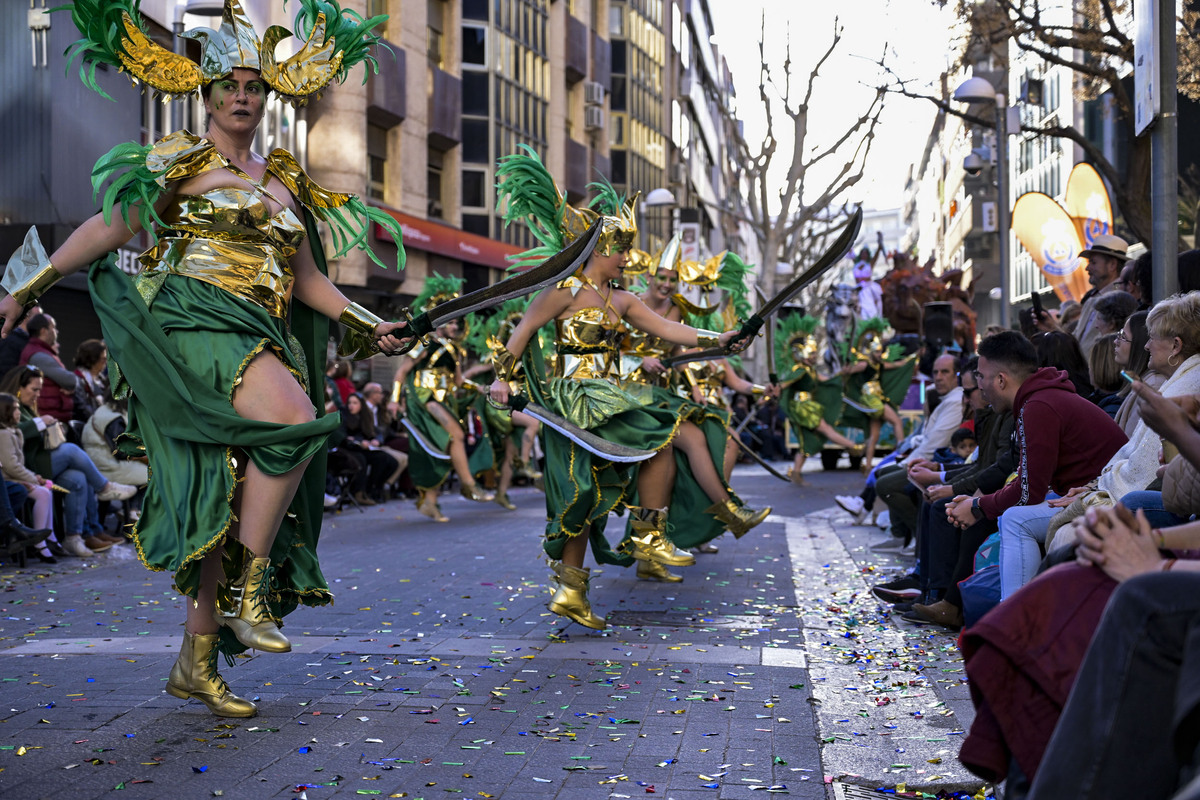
[844,240,1200,799]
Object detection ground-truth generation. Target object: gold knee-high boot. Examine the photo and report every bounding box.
[636,560,684,582]
[705,499,772,538]
[547,561,606,629]
[214,555,291,653]
[627,506,695,566]
[166,630,257,718]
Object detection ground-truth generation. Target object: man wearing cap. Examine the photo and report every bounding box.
[1074,234,1132,359]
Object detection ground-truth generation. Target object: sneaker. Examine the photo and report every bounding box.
[911,599,964,630]
[900,609,934,625]
[875,510,891,530]
[835,495,864,516]
[323,493,339,509]
[83,535,114,553]
[61,534,95,558]
[871,575,921,603]
[97,482,137,502]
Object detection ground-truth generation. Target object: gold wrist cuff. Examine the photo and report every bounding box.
[750,384,767,396]
[10,262,63,307]
[695,329,721,348]
[340,302,384,336]
[494,348,519,383]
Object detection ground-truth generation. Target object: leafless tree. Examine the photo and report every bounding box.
[728,16,885,303]
[886,0,1200,246]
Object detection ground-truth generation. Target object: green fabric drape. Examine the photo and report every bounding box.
[402,377,495,491]
[87,208,338,657]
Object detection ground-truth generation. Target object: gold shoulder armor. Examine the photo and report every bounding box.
[146,131,226,184]
[266,150,353,211]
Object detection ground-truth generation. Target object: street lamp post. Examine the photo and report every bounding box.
[954,76,1011,330]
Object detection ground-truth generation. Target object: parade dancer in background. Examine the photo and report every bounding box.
[776,314,862,484]
[488,147,756,629]
[0,0,410,717]
[840,317,917,472]
[394,274,496,522]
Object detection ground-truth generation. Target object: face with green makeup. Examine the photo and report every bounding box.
[203,68,268,137]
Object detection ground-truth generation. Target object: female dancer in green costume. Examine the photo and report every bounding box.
[394,274,495,522]
[775,314,861,484]
[487,149,756,629]
[0,1,409,717]
[840,317,917,472]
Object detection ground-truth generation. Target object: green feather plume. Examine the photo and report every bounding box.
[57,0,144,101]
[308,197,405,271]
[495,144,566,270]
[465,296,528,358]
[288,0,390,84]
[91,140,167,238]
[586,173,627,217]
[413,272,465,315]
[775,313,820,367]
[714,252,753,322]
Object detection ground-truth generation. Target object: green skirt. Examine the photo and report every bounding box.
[90,259,339,657]
[784,370,844,456]
[538,378,681,566]
[402,379,494,491]
[622,387,735,549]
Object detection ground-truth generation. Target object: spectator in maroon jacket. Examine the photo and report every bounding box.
[945,331,1127,598]
[18,314,76,423]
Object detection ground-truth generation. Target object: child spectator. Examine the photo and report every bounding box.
[0,393,56,562]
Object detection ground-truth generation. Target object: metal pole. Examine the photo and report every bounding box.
[994,94,1011,329]
[1151,0,1179,300]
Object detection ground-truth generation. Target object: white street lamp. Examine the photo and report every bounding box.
[954,75,1011,329]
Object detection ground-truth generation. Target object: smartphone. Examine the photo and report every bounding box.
[1031,291,1044,318]
[1120,369,1137,384]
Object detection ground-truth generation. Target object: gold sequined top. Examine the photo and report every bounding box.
[552,307,622,382]
[408,337,466,404]
[135,131,352,319]
[619,324,673,387]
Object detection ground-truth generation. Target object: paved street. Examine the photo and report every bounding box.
[0,463,988,799]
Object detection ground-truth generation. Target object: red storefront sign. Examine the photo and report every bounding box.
[372,207,521,270]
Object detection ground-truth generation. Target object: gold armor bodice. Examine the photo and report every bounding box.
[553,307,622,382]
[141,188,305,318]
[620,324,673,387]
[409,337,465,404]
[684,360,728,407]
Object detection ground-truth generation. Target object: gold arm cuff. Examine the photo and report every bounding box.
[337,302,386,360]
[695,329,722,348]
[494,348,519,383]
[10,262,63,307]
[339,302,384,336]
[750,384,767,396]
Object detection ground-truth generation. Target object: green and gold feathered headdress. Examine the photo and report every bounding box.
[673,250,753,331]
[496,145,637,269]
[62,0,387,104]
[414,272,465,315]
[775,314,820,367]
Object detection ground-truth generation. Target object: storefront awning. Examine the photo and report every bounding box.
[372,207,521,270]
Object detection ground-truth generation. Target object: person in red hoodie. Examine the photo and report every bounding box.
[945,330,1127,598]
[17,313,76,424]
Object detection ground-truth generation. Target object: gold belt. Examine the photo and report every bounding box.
[141,237,294,318]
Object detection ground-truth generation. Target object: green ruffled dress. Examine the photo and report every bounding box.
[524,305,680,565]
[400,337,494,491]
[86,131,377,656]
[781,363,844,456]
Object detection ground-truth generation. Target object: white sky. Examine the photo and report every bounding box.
[708,0,958,211]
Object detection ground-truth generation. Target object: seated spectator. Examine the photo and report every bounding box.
[81,395,148,492]
[1116,251,1152,309]
[0,365,136,557]
[1111,309,1162,436]
[0,393,57,563]
[1085,333,1124,418]
[1057,300,1082,335]
[329,359,356,407]
[941,332,1126,600]
[360,382,409,492]
[72,339,108,422]
[1092,290,1139,338]
[18,314,76,423]
[339,392,400,506]
[1032,330,1093,397]
[932,427,975,468]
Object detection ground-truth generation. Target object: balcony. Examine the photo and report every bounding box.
[427,66,461,152]
[591,31,610,88]
[591,150,611,182]
[564,138,589,203]
[565,15,587,84]
[367,41,406,128]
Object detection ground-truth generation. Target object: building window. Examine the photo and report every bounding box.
[462,119,490,163]
[463,25,488,65]
[462,168,488,209]
[464,0,488,21]
[367,123,388,201]
[427,0,445,67]
[462,213,490,237]
[428,149,444,218]
[463,71,489,116]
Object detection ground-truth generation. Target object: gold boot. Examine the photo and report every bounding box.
[636,559,684,583]
[706,499,772,539]
[494,491,517,511]
[514,458,543,482]
[627,506,695,566]
[417,490,449,522]
[165,630,257,718]
[460,482,495,503]
[213,555,291,653]
[547,562,606,629]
